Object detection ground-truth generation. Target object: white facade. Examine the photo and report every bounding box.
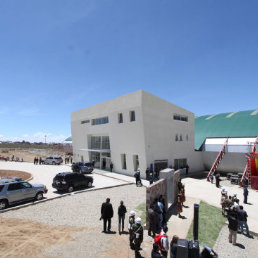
[71,90,203,178]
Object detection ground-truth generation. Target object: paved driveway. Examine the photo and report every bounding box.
[183,177,258,234]
[0,162,130,199]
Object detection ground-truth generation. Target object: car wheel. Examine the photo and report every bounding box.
[0,200,8,210]
[35,192,44,201]
[87,181,92,188]
[68,185,74,193]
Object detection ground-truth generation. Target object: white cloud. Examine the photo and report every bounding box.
[0,132,68,143]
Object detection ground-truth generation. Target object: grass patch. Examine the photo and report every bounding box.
[136,203,146,225]
[186,201,226,248]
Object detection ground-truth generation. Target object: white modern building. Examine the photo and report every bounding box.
[71,90,203,178]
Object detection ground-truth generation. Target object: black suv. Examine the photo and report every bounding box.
[52,172,93,193]
[72,162,94,174]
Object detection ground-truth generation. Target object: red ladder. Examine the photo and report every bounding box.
[207,138,228,181]
[240,137,258,186]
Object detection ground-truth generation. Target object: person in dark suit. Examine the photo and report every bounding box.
[101,198,114,232]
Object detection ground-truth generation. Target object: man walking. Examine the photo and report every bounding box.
[148,203,157,238]
[118,200,127,234]
[101,198,114,233]
[227,207,238,245]
[110,161,113,172]
[243,186,248,204]
[238,205,251,237]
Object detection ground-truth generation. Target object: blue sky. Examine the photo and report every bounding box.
[0,0,257,142]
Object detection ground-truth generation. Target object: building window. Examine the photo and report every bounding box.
[91,136,101,149]
[81,120,90,124]
[173,114,188,122]
[180,134,183,141]
[121,154,127,170]
[130,111,136,122]
[175,134,178,141]
[133,155,139,171]
[101,136,110,149]
[118,113,123,123]
[92,116,109,125]
[174,159,187,170]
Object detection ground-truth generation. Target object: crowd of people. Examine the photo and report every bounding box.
[220,187,252,246]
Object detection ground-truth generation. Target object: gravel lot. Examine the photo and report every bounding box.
[1,184,148,258]
[213,225,258,258]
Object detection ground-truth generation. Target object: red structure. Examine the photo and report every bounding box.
[241,137,258,190]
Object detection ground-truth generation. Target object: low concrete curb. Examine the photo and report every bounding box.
[0,182,133,213]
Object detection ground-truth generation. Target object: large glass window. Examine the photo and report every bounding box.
[92,116,109,125]
[130,111,136,122]
[101,136,110,149]
[91,136,101,149]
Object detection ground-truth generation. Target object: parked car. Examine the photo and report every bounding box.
[0,179,48,210]
[52,172,93,193]
[0,156,7,161]
[72,162,94,174]
[43,156,63,165]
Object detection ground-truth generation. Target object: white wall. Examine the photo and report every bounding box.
[141,91,197,172]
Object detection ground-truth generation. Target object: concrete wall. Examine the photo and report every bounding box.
[202,151,246,173]
[141,91,196,172]
[146,179,166,227]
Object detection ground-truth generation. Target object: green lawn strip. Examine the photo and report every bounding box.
[136,203,146,225]
[186,201,226,248]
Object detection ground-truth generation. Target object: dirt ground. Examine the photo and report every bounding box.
[0,170,31,180]
[0,217,88,258]
[0,149,66,163]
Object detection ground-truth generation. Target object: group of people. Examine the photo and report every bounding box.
[148,195,166,238]
[220,188,251,245]
[64,156,72,164]
[33,157,43,165]
[100,198,144,257]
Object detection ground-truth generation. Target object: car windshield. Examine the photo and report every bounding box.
[0,185,4,192]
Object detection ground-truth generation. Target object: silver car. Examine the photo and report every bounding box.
[0,179,48,210]
[43,156,63,165]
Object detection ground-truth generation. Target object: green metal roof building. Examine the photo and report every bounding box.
[195,110,258,150]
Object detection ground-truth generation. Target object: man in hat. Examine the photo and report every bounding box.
[132,217,143,256]
[128,210,136,249]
